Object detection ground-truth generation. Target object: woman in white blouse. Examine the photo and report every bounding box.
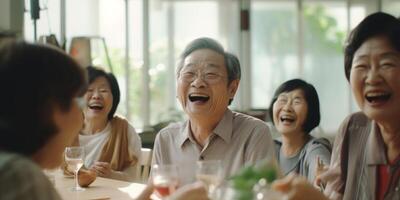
[79,66,141,181]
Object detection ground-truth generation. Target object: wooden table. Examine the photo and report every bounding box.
[53,171,146,200]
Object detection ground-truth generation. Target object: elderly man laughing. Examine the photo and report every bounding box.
[152,38,275,184]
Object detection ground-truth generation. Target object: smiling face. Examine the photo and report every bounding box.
[84,76,113,121]
[350,35,400,122]
[272,89,308,136]
[177,49,239,120]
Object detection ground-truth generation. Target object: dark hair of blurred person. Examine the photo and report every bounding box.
[0,41,86,199]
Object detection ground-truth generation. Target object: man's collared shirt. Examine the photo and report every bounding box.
[152,109,275,184]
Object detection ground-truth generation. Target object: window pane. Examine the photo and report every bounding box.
[302,1,348,133]
[127,0,144,128]
[24,0,60,42]
[251,1,298,108]
[382,0,400,17]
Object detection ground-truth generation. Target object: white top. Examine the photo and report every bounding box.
[79,122,142,182]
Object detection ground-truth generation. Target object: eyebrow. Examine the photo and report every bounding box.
[293,96,304,100]
[380,52,400,60]
[353,55,369,62]
[183,63,222,70]
[278,94,288,98]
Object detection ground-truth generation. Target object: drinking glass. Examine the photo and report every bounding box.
[65,146,85,191]
[152,164,179,199]
[196,160,223,197]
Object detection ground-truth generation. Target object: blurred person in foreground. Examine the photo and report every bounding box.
[269,79,331,183]
[0,41,208,200]
[272,12,400,200]
[0,41,86,199]
[152,37,275,184]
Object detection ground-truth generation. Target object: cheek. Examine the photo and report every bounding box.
[350,74,364,103]
[176,82,188,103]
[300,109,308,124]
[272,103,280,123]
[84,93,91,102]
[212,86,230,99]
[295,105,308,124]
[350,70,362,90]
[108,95,114,108]
[72,107,84,133]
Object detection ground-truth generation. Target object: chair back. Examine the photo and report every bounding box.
[136,148,153,183]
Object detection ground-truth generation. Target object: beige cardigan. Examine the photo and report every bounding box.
[97,116,138,171]
[324,112,400,200]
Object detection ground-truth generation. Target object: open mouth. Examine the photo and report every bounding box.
[280,115,295,123]
[88,103,104,111]
[365,92,391,104]
[188,93,210,103]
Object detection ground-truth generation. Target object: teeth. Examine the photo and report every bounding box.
[280,115,294,120]
[366,92,388,97]
[189,93,209,98]
[89,103,103,107]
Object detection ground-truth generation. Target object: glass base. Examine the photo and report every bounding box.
[71,186,85,191]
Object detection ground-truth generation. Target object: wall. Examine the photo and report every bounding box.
[0,0,24,35]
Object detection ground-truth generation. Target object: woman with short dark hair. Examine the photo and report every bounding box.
[272,12,400,200]
[77,66,141,181]
[0,41,86,199]
[269,79,331,182]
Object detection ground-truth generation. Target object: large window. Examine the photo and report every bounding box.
[23,0,393,134]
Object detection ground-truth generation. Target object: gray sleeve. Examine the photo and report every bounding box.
[305,145,331,182]
[0,157,61,200]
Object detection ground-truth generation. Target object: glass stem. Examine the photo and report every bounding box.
[75,170,79,189]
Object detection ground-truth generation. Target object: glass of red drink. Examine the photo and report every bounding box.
[152,164,179,198]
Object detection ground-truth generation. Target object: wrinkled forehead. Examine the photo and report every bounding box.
[182,49,226,71]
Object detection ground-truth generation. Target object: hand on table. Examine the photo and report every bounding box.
[272,173,328,200]
[90,161,112,178]
[61,163,97,187]
[78,168,97,187]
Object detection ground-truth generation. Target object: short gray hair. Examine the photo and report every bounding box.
[176,37,241,84]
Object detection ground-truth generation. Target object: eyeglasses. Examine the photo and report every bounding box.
[75,97,86,110]
[275,96,305,106]
[179,71,226,84]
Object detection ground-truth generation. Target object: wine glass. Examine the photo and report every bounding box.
[196,160,223,197]
[65,146,85,191]
[152,164,179,199]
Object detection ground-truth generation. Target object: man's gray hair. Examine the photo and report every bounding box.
[176,37,241,84]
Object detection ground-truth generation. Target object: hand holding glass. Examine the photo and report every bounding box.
[65,146,85,191]
[152,164,179,199]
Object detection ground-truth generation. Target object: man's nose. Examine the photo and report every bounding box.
[191,73,207,88]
